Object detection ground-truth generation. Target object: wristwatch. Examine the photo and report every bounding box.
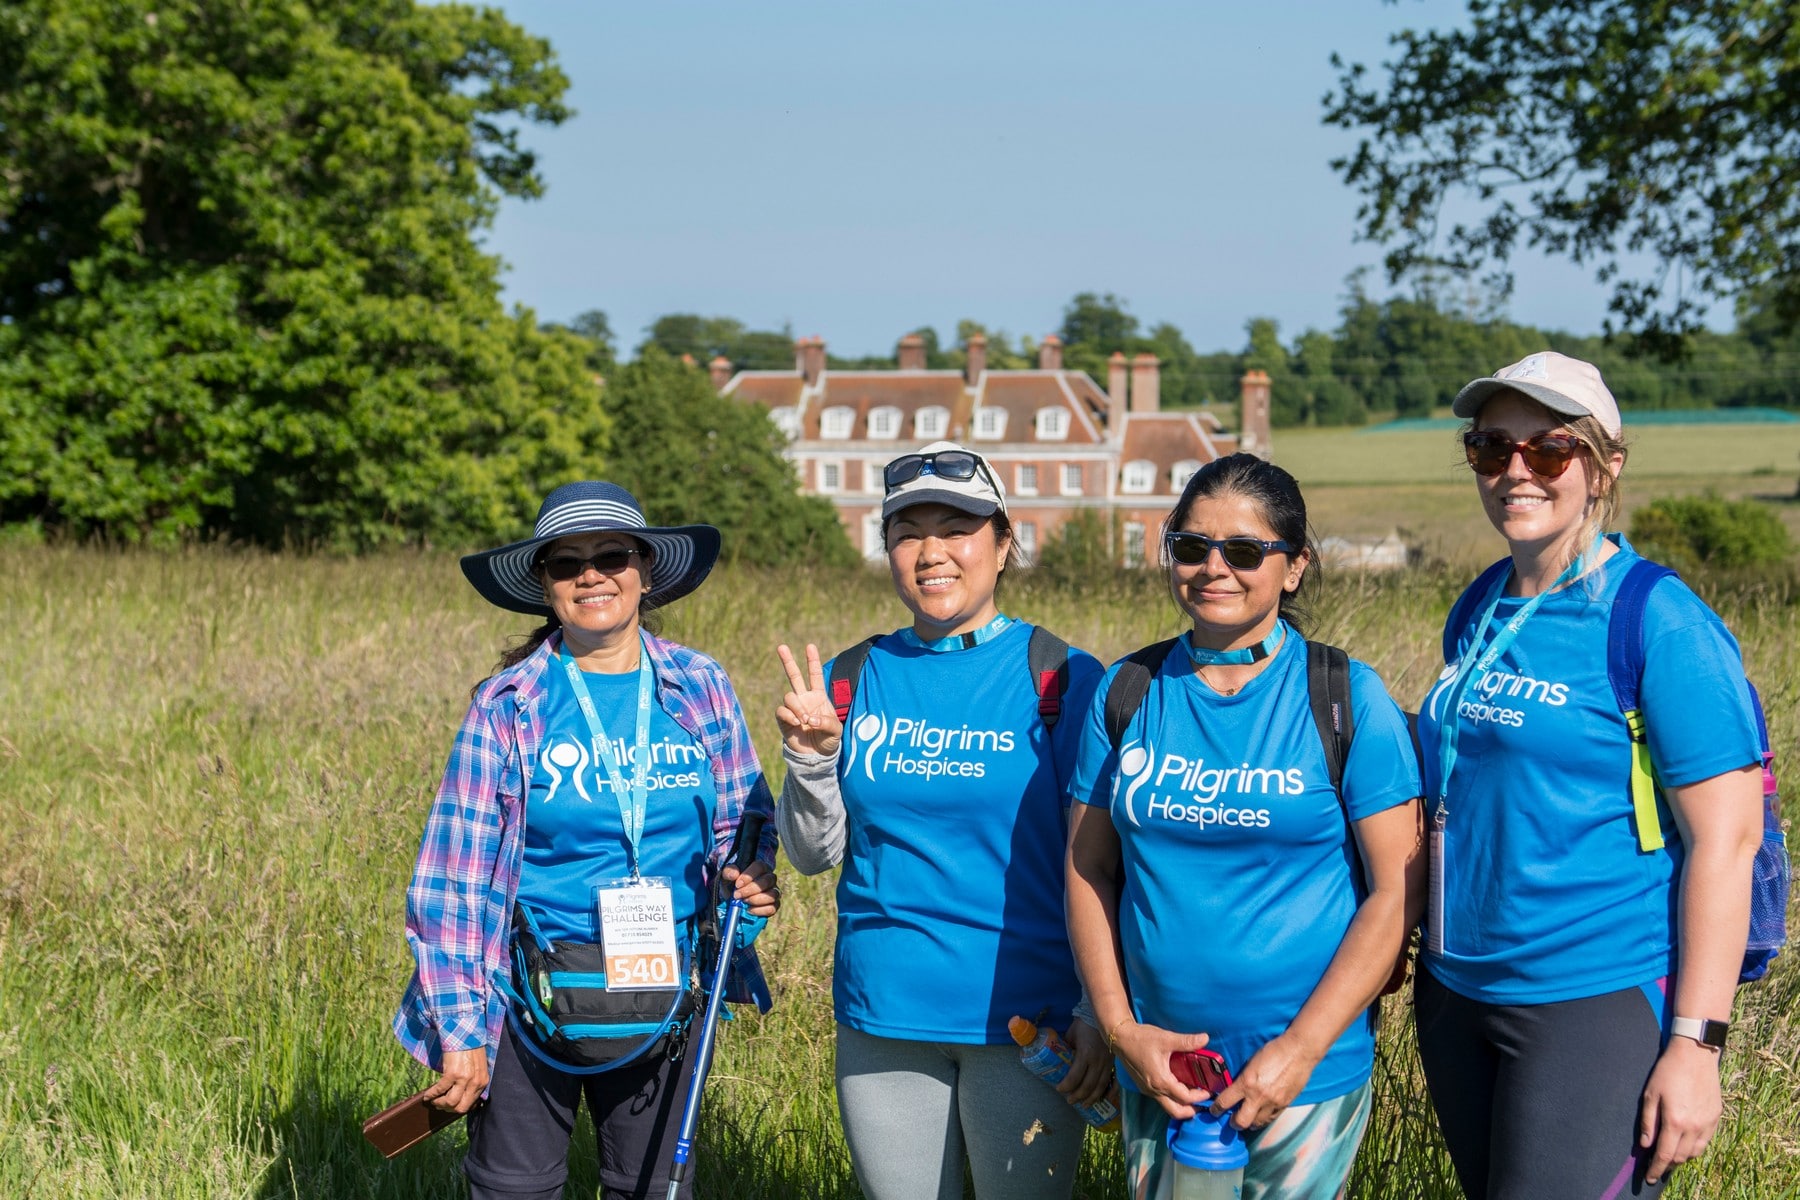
[1670,1016,1729,1050]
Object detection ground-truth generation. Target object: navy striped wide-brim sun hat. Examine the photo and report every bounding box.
[460,481,722,617]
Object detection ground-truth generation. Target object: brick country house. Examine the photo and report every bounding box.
[714,333,1274,566]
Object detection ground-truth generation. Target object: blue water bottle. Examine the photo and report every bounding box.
[1166,1106,1248,1200]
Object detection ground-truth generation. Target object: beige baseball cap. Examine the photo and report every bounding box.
[1451,351,1623,439]
[880,441,1008,521]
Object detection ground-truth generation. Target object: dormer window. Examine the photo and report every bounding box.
[1121,460,1156,494]
[868,406,902,440]
[820,406,855,439]
[770,406,800,439]
[915,406,949,439]
[973,407,1007,440]
[1035,406,1069,440]
[1171,458,1202,491]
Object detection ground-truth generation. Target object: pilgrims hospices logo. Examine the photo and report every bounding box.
[844,712,1016,781]
[1115,737,1303,831]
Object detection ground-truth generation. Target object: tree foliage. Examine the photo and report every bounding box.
[1325,1,1800,355]
[599,350,856,568]
[638,314,795,371]
[0,0,604,547]
[1630,493,1794,570]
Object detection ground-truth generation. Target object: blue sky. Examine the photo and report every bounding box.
[483,2,1716,359]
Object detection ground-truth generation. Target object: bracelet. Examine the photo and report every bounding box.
[1105,1015,1134,1054]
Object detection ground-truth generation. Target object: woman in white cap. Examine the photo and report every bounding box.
[1414,354,1765,1197]
[774,442,1110,1200]
[392,480,779,1200]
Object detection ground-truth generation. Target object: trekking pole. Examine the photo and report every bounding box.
[665,811,766,1200]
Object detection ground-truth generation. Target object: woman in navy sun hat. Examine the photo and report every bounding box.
[394,481,780,1200]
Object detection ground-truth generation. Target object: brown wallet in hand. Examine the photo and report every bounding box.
[361,1088,466,1159]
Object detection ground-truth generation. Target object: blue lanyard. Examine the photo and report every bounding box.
[560,632,656,878]
[900,613,1013,653]
[1434,553,1586,805]
[1184,621,1286,667]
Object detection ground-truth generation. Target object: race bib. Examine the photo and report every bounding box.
[596,877,681,991]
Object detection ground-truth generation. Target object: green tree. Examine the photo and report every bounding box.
[1325,0,1800,355]
[1060,292,1139,356]
[639,314,795,371]
[1630,493,1794,570]
[0,0,602,548]
[546,309,617,375]
[1244,318,1306,426]
[600,349,856,567]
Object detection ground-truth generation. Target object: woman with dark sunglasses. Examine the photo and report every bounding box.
[392,481,779,1200]
[774,441,1111,1200]
[1413,354,1765,1199]
[1066,452,1423,1199]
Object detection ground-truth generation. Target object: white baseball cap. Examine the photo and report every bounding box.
[1452,351,1623,439]
[880,441,1008,521]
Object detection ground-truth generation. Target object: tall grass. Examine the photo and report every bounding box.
[0,545,1793,1198]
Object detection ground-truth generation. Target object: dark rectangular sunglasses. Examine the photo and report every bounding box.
[1462,430,1583,479]
[1165,532,1294,570]
[883,449,986,491]
[538,547,638,581]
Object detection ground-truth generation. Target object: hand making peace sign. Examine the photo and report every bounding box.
[775,643,843,757]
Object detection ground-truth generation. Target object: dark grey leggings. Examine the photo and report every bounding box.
[1414,966,1670,1200]
[463,1020,695,1200]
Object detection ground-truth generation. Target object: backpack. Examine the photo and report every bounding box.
[1444,556,1790,983]
[1104,637,1410,997]
[828,625,1071,728]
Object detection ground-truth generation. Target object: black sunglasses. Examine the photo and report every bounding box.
[1165,532,1294,571]
[1462,430,1584,479]
[538,546,639,581]
[883,450,995,493]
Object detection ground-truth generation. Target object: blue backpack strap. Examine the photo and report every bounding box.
[1607,558,1678,853]
[1027,626,1071,729]
[827,635,882,723]
[1443,558,1513,665]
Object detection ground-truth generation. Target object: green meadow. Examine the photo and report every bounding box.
[3,431,1797,1198]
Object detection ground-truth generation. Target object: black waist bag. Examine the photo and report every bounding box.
[504,904,695,1073]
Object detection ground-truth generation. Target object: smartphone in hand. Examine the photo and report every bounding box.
[1169,1047,1232,1095]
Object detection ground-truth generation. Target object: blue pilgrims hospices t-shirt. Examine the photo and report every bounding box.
[517,664,719,944]
[1415,540,1760,1005]
[1068,633,1420,1105]
[828,619,1103,1044]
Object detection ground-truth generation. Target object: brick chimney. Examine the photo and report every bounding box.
[1108,351,1129,437]
[965,333,987,385]
[898,333,927,372]
[1239,369,1272,457]
[1131,352,1160,413]
[796,336,825,385]
[1038,334,1063,371]
[709,355,732,391]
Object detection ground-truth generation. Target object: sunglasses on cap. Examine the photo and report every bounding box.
[1165,532,1294,571]
[1462,430,1585,479]
[538,546,640,581]
[883,450,1000,494]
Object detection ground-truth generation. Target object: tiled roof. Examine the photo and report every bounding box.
[724,373,806,409]
[1117,413,1235,494]
[975,373,1104,444]
[804,371,968,440]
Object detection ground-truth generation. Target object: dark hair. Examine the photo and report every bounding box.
[480,539,660,686]
[1160,452,1316,634]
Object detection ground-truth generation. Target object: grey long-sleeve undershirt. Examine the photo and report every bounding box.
[776,746,847,876]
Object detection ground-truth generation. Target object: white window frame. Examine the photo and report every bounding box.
[973,407,1007,440]
[1121,459,1156,494]
[915,406,949,440]
[1123,520,1147,569]
[1035,406,1069,440]
[1060,463,1083,495]
[820,406,855,439]
[1015,520,1038,562]
[865,459,886,495]
[770,406,801,439]
[868,406,902,440]
[817,459,844,494]
[1171,458,1202,492]
[861,511,885,562]
[1014,463,1038,496]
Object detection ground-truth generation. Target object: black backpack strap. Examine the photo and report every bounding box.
[1306,641,1355,798]
[1105,639,1179,749]
[1443,558,1513,665]
[1027,626,1071,729]
[827,635,882,723]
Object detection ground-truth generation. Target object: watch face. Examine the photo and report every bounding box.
[1700,1020,1730,1049]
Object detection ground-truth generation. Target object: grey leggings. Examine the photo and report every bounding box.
[834,1022,1086,1200]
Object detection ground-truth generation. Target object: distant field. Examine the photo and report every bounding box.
[1270,419,1800,567]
